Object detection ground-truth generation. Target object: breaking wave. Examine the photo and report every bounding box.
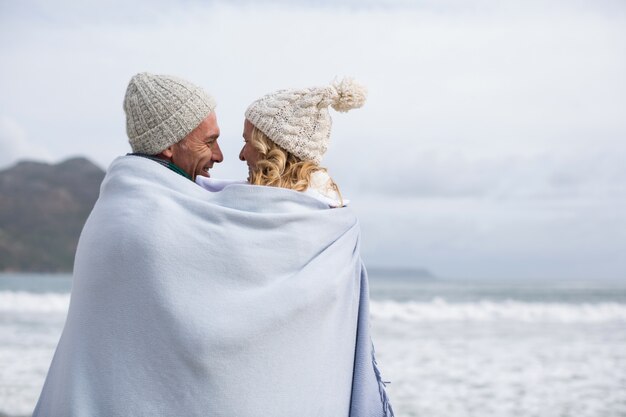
[370,298,626,323]
[0,291,70,314]
[3,291,626,323]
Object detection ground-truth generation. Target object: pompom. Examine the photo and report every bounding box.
[330,78,367,113]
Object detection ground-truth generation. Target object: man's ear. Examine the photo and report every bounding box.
[160,146,174,159]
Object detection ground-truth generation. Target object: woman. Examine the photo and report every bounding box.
[238,79,359,208]
[196,79,394,416]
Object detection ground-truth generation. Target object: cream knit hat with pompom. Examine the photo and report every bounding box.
[245,78,367,164]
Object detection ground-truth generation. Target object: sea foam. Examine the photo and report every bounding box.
[3,291,626,323]
[0,291,70,314]
[370,298,626,323]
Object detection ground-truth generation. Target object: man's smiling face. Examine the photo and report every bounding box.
[164,112,223,180]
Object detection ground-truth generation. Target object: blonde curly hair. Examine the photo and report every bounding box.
[248,125,342,202]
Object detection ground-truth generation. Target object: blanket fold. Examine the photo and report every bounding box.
[33,155,392,417]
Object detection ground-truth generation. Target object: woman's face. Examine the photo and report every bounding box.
[239,119,260,180]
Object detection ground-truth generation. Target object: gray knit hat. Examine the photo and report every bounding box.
[244,78,367,164]
[124,72,216,155]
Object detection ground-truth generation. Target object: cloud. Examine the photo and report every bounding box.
[2,1,624,171]
[343,147,626,200]
[0,116,52,169]
[354,194,626,279]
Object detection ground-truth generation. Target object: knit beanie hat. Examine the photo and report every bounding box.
[244,78,367,164]
[124,72,217,155]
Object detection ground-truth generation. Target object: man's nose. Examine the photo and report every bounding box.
[239,147,245,161]
[212,142,224,163]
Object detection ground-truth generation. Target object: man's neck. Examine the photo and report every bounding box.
[127,153,192,180]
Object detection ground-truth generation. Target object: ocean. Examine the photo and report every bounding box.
[1,273,625,417]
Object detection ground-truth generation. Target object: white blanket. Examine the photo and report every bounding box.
[33,155,393,417]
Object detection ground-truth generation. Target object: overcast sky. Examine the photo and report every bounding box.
[1,0,625,279]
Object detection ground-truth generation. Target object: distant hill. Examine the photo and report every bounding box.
[0,157,105,272]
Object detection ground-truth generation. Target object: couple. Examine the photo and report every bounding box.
[33,73,393,417]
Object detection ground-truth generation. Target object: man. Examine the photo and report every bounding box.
[124,72,223,180]
[32,73,228,416]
